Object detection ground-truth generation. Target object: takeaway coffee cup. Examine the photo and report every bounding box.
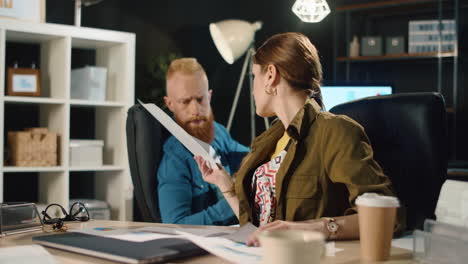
[356,193,400,262]
[258,230,324,264]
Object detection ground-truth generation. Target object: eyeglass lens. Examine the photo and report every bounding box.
[70,202,90,221]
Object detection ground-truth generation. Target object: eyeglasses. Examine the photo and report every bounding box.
[41,202,90,231]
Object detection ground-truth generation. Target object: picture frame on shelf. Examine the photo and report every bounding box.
[0,0,46,23]
[7,67,41,96]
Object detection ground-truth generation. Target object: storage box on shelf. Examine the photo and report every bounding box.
[361,36,383,56]
[69,139,103,167]
[408,19,456,53]
[71,66,107,101]
[0,18,135,221]
[7,127,57,167]
[385,36,405,54]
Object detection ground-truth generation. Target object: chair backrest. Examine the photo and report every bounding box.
[126,104,168,222]
[329,92,448,230]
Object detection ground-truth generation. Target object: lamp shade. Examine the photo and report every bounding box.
[209,20,262,64]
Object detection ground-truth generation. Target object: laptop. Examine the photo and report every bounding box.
[33,232,207,264]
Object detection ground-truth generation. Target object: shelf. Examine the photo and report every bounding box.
[0,18,134,221]
[4,96,66,104]
[72,37,123,49]
[70,99,126,107]
[69,165,125,172]
[6,30,62,44]
[335,0,457,18]
[337,0,439,12]
[3,166,65,173]
[336,52,456,62]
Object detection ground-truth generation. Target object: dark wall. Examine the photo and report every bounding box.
[46,0,467,159]
[46,0,335,146]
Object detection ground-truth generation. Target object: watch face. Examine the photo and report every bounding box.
[328,221,339,233]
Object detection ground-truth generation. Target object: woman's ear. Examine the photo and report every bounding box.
[266,64,280,87]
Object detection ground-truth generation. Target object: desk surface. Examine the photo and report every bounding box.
[0,220,415,264]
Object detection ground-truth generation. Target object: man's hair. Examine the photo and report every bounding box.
[166,58,206,81]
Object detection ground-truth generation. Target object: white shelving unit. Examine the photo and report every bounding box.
[0,18,135,221]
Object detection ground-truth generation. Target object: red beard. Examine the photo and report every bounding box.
[176,111,215,144]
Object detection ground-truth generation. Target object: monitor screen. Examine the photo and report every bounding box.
[321,85,393,110]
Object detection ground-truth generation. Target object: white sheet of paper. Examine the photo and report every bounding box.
[72,227,182,242]
[108,232,181,242]
[222,222,257,243]
[177,231,343,264]
[177,231,262,264]
[138,226,234,237]
[0,245,58,264]
[391,235,414,251]
[435,179,468,227]
[138,100,218,168]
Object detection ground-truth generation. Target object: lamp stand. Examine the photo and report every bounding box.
[226,45,270,141]
[75,0,82,26]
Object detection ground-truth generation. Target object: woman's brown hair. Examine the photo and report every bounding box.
[252,32,324,108]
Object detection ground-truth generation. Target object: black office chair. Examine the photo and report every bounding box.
[126,104,168,222]
[329,92,448,230]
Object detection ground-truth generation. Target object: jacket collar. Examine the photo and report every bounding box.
[286,97,322,141]
[251,98,322,149]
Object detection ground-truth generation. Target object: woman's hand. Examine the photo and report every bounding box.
[246,219,325,246]
[194,156,233,192]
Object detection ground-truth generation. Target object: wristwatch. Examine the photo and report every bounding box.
[323,217,339,240]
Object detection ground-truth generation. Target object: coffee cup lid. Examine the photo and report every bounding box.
[258,230,324,244]
[355,193,400,208]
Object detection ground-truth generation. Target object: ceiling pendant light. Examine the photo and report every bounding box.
[292,0,331,23]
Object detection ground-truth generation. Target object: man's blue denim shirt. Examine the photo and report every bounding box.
[157,121,249,225]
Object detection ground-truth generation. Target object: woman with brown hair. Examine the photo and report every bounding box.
[195,32,402,246]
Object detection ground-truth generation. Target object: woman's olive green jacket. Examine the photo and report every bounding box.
[234,98,404,231]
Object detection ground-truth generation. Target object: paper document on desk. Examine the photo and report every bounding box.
[222,222,258,243]
[138,100,219,168]
[0,245,58,264]
[139,225,235,237]
[178,231,262,264]
[178,231,343,264]
[72,227,181,242]
[72,225,237,243]
[435,179,468,227]
[391,234,414,251]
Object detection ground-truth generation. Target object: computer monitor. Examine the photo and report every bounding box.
[321,85,393,110]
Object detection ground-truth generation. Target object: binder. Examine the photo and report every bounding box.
[33,232,207,264]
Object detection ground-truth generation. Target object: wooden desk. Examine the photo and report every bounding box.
[0,220,415,264]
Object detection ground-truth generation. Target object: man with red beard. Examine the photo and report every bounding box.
[157,58,249,225]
